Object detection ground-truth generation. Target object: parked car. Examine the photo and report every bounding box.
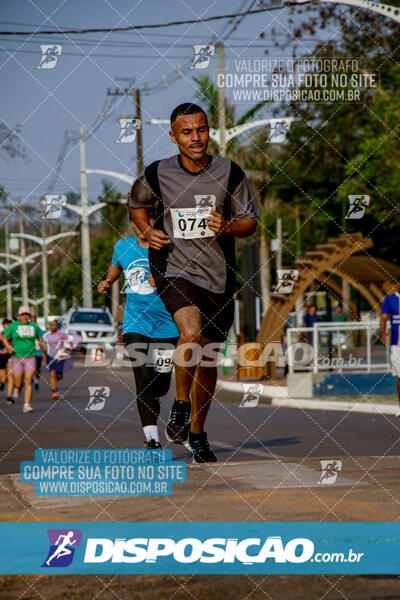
[63,307,118,352]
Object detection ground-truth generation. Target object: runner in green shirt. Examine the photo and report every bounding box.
[0,306,47,412]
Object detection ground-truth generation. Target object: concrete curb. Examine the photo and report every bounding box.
[216,379,399,416]
[216,379,288,398]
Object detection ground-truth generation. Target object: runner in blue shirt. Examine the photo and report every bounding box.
[381,281,400,416]
[98,210,179,448]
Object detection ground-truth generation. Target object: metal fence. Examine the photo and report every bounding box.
[286,321,391,374]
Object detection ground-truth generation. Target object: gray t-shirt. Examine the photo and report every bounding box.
[129,154,260,294]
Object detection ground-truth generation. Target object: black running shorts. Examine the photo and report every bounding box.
[154,276,234,343]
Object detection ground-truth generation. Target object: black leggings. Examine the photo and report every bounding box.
[123,332,178,427]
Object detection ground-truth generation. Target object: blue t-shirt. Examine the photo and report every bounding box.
[304,313,320,327]
[382,292,400,346]
[112,237,178,338]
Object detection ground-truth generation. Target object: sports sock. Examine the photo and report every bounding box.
[143,425,159,443]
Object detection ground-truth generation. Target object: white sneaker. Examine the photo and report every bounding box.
[23,404,34,413]
[13,387,21,399]
[396,409,400,417]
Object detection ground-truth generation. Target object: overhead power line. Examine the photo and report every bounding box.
[0,5,294,36]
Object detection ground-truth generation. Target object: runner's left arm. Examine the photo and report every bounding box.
[209,166,261,238]
[207,207,257,237]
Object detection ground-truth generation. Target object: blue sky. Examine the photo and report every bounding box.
[0,0,329,214]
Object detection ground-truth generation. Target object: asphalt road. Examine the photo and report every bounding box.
[1,360,400,475]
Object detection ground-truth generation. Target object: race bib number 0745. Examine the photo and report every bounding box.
[170,207,215,239]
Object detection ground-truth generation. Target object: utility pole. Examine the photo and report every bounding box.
[4,215,12,318]
[135,88,144,174]
[108,79,143,174]
[217,42,226,157]
[18,198,29,305]
[40,197,50,319]
[80,126,93,308]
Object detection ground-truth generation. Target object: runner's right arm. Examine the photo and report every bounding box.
[380,296,390,344]
[380,313,389,344]
[0,326,14,354]
[128,173,170,250]
[98,263,122,294]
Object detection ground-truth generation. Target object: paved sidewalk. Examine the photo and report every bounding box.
[216,377,400,415]
[1,455,399,523]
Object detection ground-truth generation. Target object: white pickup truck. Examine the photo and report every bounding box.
[63,307,118,352]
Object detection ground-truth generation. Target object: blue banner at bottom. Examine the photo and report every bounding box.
[0,522,399,574]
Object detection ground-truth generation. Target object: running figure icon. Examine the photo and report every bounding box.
[45,531,77,566]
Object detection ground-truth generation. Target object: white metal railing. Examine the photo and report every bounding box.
[286,321,391,374]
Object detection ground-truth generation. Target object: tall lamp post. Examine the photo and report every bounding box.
[10,232,77,318]
[0,250,49,315]
[62,165,129,310]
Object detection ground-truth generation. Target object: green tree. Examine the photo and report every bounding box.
[265,3,400,264]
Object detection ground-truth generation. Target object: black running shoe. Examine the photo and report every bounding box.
[145,439,162,449]
[189,432,217,464]
[6,397,14,405]
[165,400,191,445]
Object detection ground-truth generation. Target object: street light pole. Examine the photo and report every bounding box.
[17,198,29,305]
[217,42,226,157]
[4,215,12,318]
[10,233,77,314]
[80,126,93,308]
[40,198,50,319]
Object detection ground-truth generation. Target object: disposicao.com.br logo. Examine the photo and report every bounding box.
[81,536,362,565]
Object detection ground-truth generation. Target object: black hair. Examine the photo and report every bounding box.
[2,318,11,326]
[170,103,207,127]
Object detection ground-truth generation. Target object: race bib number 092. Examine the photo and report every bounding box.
[170,207,215,239]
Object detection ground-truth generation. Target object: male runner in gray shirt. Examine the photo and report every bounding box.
[129,102,260,462]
